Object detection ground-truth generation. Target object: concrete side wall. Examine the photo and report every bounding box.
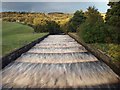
[68,33,120,76]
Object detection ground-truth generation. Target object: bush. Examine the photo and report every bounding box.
[33,18,48,33]
[65,10,86,32]
[77,6,107,43]
[105,1,120,44]
[33,20,62,34]
[78,22,107,43]
[33,25,48,33]
[105,25,119,43]
[107,44,120,62]
[46,21,62,34]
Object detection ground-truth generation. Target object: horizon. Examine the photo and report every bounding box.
[2,2,110,13]
[1,11,106,14]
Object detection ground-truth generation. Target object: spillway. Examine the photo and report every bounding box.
[2,35,120,88]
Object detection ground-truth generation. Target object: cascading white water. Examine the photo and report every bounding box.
[2,35,120,88]
[16,35,98,63]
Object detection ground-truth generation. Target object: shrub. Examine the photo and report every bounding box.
[105,1,120,43]
[66,10,86,32]
[77,6,107,43]
[46,21,62,34]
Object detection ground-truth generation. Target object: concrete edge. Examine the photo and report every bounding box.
[68,33,120,77]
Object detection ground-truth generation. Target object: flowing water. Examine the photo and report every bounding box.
[2,35,120,88]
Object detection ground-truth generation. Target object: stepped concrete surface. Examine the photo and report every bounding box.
[2,35,120,88]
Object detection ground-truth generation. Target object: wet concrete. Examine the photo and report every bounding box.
[2,35,120,89]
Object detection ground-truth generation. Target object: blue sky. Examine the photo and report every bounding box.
[2,2,110,13]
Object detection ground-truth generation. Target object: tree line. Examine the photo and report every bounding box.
[2,1,120,42]
[2,12,70,34]
[64,1,120,44]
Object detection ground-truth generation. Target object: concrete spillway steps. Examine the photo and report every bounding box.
[2,35,120,88]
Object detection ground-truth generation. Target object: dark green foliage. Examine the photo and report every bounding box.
[61,23,69,34]
[85,6,104,24]
[78,22,107,43]
[46,21,62,34]
[33,20,62,34]
[106,2,120,26]
[67,10,86,32]
[105,1,120,43]
[78,6,106,43]
[33,25,48,33]
[104,25,119,43]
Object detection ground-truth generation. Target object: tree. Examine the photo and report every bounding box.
[105,1,120,43]
[46,21,62,34]
[85,6,104,24]
[67,10,86,32]
[78,6,107,43]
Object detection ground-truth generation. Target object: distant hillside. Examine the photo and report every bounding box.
[48,12,64,14]
[2,12,72,26]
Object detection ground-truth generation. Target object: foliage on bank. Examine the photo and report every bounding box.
[63,10,85,33]
[2,12,71,34]
[33,18,62,34]
[66,2,120,44]
[105,1,120,43]
[77,7,107,43]
[66,3,120,64]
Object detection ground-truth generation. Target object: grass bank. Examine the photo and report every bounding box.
[2,22,48,56]
[69,33,120,68]
[90,43,120,66]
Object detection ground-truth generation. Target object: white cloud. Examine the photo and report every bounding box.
[2,0,109,2]
[2,2,109,13]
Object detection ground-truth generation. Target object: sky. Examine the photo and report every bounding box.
[2,2,110,13]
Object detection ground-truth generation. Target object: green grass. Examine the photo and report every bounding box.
[90,43,120,66]
[2,21,48,56]
[70,33,120,67]
[90,43,120,60]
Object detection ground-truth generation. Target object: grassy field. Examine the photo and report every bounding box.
[2,21,48,56]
